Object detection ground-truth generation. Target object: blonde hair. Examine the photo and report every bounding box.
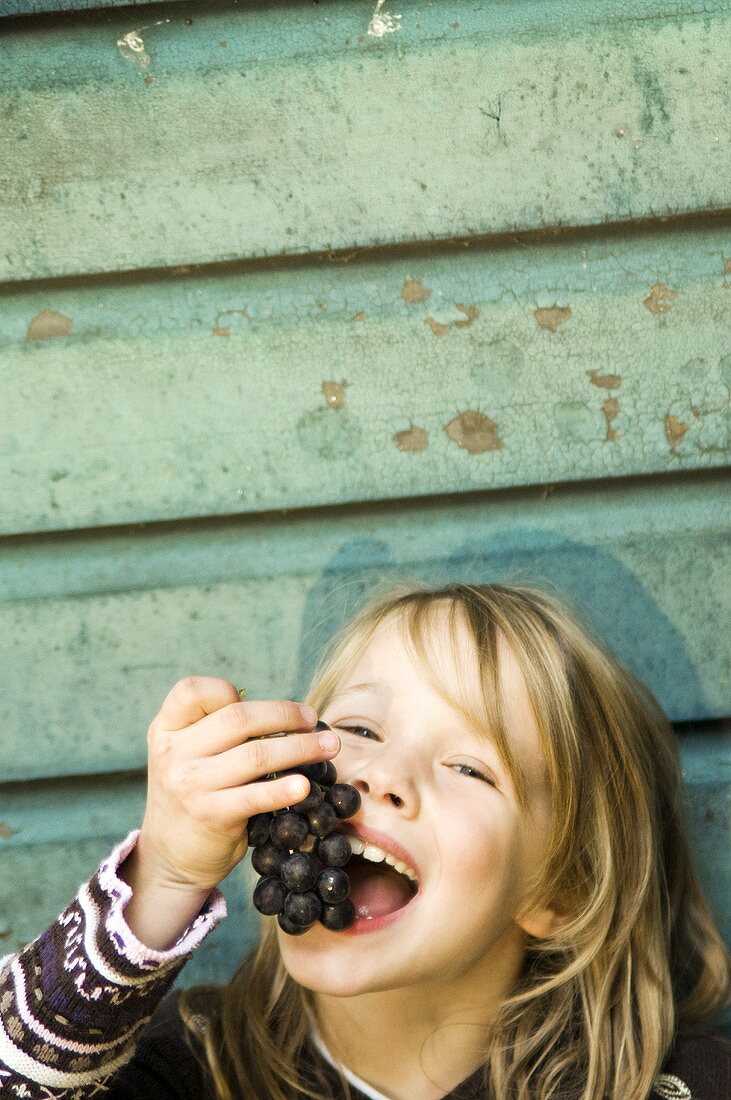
[178,581,730,1099]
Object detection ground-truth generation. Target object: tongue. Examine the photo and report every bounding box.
[347,860,415,920]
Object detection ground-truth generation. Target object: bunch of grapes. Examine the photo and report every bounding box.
[248,722,361,935]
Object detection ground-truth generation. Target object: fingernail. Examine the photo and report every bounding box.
[298,703,318,725]
[319,731,340,753]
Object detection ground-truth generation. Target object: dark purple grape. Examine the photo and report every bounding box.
[297,761,329,784]
[316,867,350,905]
[251,841,284,877]
[269,811,309,851]
[315,832,352,867]
[320,899,356,931]
[307,801,337,837]
[284,890,322,927]
[281,851,319,892]
[247,812,273,847]
[325,784,361,819]
[290,782,323,815]
[322,760,338,787]
[277,911,310,935]
[253,876,287,916]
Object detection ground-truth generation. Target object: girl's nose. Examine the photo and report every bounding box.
[349,758,419,816]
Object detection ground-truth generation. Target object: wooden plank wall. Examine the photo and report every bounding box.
[1,0,729,1023]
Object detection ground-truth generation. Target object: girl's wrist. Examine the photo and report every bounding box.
[118,842,214,952]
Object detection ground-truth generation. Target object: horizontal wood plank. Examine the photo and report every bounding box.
[1,0,729,280]
[1,220,729,536]
[1,729,728,980]
[0,472,728,782]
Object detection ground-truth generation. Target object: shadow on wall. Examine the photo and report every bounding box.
[293,529,709,724]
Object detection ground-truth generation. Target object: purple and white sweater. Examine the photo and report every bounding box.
[1,830,729,1099]
[0,829,226,1098]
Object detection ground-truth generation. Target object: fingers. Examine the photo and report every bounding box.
[214,774,315,829]
[155,676,242,732]
[177,698,317,757]
[204,727,341,790]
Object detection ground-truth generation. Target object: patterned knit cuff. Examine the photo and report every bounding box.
[96,829,228,972]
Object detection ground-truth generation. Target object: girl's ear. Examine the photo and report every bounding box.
[516,907,566,939]
[515,895,572,939]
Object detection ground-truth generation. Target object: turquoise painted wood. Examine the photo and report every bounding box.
[1,0,187,12]
[1,219,728,536]
[0,472,728,782]
[1,0,729,280]
[0,730,728,983]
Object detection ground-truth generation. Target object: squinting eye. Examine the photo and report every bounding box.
[450,763,496,786]
[334,724,380,741]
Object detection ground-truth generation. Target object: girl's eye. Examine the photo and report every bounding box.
[450,763,496,786]
[334,724,380,741]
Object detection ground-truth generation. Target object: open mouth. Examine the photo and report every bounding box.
[346,852,419,921]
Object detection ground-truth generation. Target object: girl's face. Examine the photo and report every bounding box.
[276,612,556,999]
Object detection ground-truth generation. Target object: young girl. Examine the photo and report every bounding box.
[1,582,729,1099]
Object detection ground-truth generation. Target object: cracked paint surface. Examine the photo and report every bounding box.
[444,411,504,454]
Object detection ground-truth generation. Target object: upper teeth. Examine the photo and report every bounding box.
[348,837,418,885]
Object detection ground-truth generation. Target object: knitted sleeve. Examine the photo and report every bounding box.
[0,829,227,1099]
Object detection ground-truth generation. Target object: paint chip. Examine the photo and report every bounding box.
[444,411,504,454]
[348,312,368,322]
[212,327,230,337]
[27,311,72,340]
[587,369,622,389]
[0,823,15,839]
[644,284,677,314]
[534,306,571,332]
[322,381,348,408]
[602,397,620,442]
[452,304,479,329]
[394,426,428,452]
[724,259,731,274]
[401,278,431,305]
[425,316,451,338]
[664,414,688,450]
[368,0,401,36]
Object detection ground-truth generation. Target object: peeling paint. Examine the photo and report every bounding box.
[724,259,731,274]
[425,316,451,338]
[401,278,431,304]
[453,304,479,329]
[322,381,348,408]
[27,311,72,340]
[644,283,677,313]
[0,823,15,839]
[116,20,170,75]
[587,369,622,389]
[348,312,368,322]
[534,306,571,332]
[212,327,230,337]
[368,0,401,37]
[602,397,620,442]
[394,426,428,452]
[444,411,504,454]
[665,414,689,450]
